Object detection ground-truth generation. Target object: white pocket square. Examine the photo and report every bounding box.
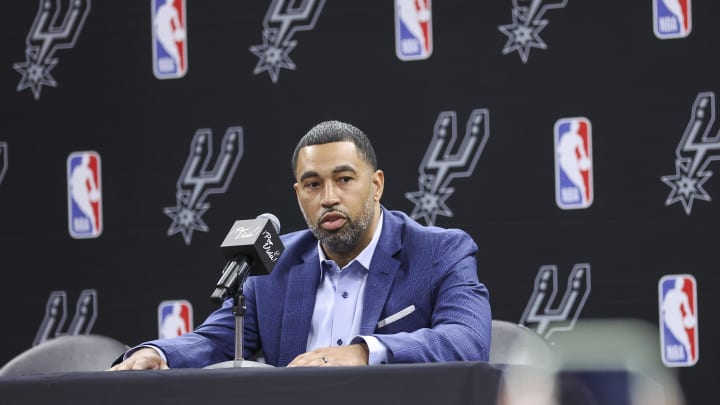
[377,305,416,328]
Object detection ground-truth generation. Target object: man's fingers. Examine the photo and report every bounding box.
[287,351,327,367]
[106,358,136,371]
[132,358,152,370]
[287,352,311,367]
[130,356,168,370]
[105,349,168,371]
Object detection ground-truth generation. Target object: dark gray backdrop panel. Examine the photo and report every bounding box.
[0,1,717,403]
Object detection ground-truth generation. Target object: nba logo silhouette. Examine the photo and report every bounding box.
[653,0,691,39]
[554,117,593,210]
[659,274,699,367]
[158,300,193,339]
[67,151,102,239]
[152,0,188,79]
[394,0,432,61]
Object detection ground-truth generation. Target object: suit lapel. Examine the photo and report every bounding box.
[360,210,403,335]
[278,247,320,366]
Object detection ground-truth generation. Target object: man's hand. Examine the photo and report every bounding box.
[107,347,169,371]
[287,343,369,367]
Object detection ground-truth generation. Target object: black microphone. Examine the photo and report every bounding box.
[210,213,284,304]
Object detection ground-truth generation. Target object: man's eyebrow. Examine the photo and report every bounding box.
[298,165,357,183]
[332,165,357,175]
[299,170,320,183]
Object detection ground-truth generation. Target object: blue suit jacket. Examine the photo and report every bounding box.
[146,208,491,367]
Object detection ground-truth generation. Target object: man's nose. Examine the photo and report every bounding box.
[320,183,340,207]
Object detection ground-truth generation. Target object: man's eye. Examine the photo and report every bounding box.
[305,182,320,189]
[339,177,352,183]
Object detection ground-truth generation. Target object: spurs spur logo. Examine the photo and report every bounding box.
[405,109,490,226]
[661,92,720,215]
[249,0,326,83]
[520,264,591,340]
[13,0,91,100]
[164,127,244,245]
[498,0,568,63]
[33,289,97,346]
[0,142,7,186]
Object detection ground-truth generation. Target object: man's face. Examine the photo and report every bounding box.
[293,141,384,255]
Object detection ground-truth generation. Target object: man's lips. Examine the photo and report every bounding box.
[319,212,347,231]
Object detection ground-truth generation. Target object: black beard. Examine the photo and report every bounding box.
[306,196,375,254]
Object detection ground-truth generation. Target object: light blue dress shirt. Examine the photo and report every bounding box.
[306,212,389,365]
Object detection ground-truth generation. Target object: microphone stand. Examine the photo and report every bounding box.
[205,266,273,369]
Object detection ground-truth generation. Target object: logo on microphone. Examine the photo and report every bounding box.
[232,225,262,240]
[661,92,720,215]
[249,0,326,83]
[659,274,699,367]
[67,151,103,239]
[164,127,244,245]
[158,300,193,339]
[0,142,7,186]
[261,230,282,262]
[405,109,490,226]
[520,263,591,340]
[498,0,568,63]
[13,0,91,100]
[554,117,593,210]
[33,289,98,346]
[394,0,432,61]
[653,0,691,39]
[152,0,188,79]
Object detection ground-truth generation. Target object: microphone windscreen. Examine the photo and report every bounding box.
[220,215,285,276]
[257,213,281,234]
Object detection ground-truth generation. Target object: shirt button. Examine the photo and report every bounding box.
[337,339,343,345]
[341,291,349,299]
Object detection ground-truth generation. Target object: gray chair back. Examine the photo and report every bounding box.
[0,334,129,377]
[489,320,553,366]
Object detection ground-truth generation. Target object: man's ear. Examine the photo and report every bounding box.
[373,170,384,201]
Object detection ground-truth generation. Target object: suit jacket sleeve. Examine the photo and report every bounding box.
[131,298,238,368]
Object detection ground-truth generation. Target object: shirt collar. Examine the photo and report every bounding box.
[317,210,384,272]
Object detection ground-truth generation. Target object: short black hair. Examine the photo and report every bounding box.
[291,120,378,174]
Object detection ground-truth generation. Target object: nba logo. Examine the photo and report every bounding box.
[67,151,102,239]
[394,0,432,61]
[659,274,699,367]
[653,0,691,39]
[554,117,593,210]
[152,0,188,79]
[158,300,193,339]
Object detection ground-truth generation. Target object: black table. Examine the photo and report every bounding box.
[0,361,503,405]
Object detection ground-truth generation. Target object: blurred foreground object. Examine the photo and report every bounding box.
[490,319,553,367]
[499,319,686,405]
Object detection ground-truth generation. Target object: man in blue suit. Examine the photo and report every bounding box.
[111,120,491,369]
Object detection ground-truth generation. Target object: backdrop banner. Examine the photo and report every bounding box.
[0,1,716,403]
